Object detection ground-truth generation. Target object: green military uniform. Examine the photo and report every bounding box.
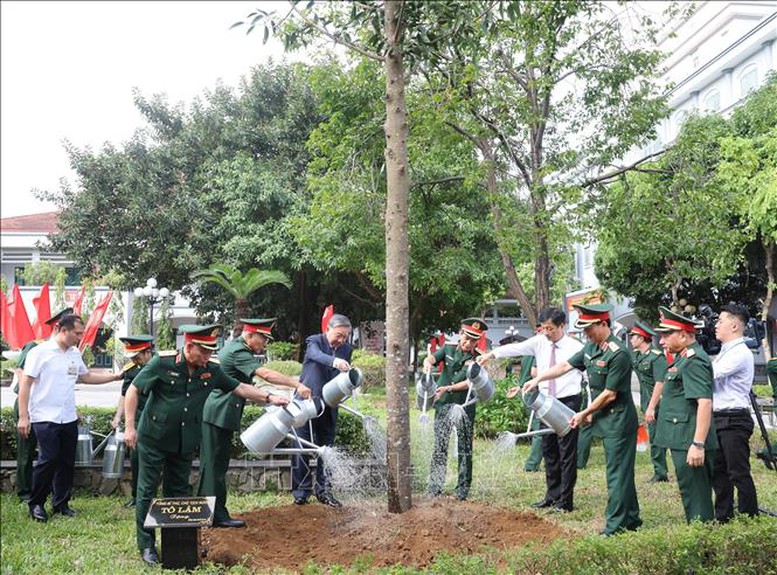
[132,325,242,553]
[197,319,276,524]
[518,356,543,472]
[576,377,594,469]
[630,321,669,481]
[428,318,488,500]
[653,308,717,523]
[568,303,641,535]
[13,340,42,501]
[118,334,154,506]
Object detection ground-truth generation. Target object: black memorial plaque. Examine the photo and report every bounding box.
[144,496,215,569]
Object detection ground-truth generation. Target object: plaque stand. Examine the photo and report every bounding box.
[144,496,216,570]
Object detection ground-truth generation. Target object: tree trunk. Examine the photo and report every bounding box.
[762,239,775,360]
[233,297,250,338]
[383,0,412,514]
[480,140,537,325]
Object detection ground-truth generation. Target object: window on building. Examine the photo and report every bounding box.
[702,89,720,112]
[739,65,758,96]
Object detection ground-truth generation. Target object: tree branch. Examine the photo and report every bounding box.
[580,147,671,188]
[410,176,465,189]
[290,3,384,62]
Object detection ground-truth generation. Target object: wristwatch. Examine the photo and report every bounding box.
[691,440,705,449]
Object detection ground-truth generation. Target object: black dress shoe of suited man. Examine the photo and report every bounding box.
[532,498,557,509]
[316,493,342,508]
[648,475,669,483]
[214,518,246,528]
[29,504,48,522]
[293,496,309,505]
[52,505,77,517]
[141,547,159,565]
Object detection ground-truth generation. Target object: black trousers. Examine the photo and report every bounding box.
[29,420,78,510]
[712,410,758,521]
[541,393,580,510]
[291,406,337,498]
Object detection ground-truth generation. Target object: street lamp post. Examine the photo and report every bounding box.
[133,277,170,337]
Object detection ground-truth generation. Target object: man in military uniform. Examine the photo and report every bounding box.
[11,307,72,502]
[654,306,717,523]
[111,335,155,507]
[124,325,289,566]
[629,320,670,483]
[291,314,353,507]
[198,318,310,527]
[523,303,642,535]
[425,318,487,501]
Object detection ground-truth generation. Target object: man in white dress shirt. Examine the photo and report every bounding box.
[711,303,759,521]
[477,307,583,512]
[17,313,123,523]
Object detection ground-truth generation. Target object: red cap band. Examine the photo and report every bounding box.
[660,318,697,333]
[244,324,273,336]
[124,342,152,352]
[578,311,609,322]
[630,326,651,339]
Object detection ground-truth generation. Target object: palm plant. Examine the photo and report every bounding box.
[191,264,291,337]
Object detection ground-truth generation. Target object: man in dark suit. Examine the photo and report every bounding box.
[291,313,353,507]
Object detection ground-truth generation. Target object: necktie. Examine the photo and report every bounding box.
[548,343,558,397]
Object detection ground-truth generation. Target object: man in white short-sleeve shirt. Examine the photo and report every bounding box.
[17,313,122,523]
[477,307,583,512]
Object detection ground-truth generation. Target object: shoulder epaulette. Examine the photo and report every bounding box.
[157,350,177,357]
[122,362,136,372]
[685,348,696,358]
[607,341,621,354]
[650,349,662,355]
[208,358,221,365]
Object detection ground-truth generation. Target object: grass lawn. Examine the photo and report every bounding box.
[2,389,776,574]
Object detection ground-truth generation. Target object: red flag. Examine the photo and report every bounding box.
[0,290,12,346]
[72,285,86,316]
[321,304,335,333]
[32,283,52,340]
[80,292,112,350]
[7,285,35,349]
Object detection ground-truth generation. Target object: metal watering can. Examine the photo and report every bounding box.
[322,368,363,408]
[465,363,495,404]
[74,424,112,467]
[101,430,127,479]
[241,398,324,454]
[522,388,576,437]
[415,372,437,410]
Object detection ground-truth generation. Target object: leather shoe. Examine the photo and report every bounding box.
[648,475,669,483]
[293,496,309,505]
[52,505,76,517]
[123,498,136,508]
[214,518,245,528]
[140,547,159,565]
[316,493,342,508]
[532,498,557,509]
[29,504,48,522]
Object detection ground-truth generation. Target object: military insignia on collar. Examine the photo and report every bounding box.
[201,372,212,379]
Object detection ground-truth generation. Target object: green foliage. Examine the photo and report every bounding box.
[594,76,777,313]
[130,296,149,334]
[266,340,299,361]
[1,357,17,380]
[474,376,530,438]
[155,297,175,350]
[263,359,302,376]
[20,261,65,286]
[351,349,386,389]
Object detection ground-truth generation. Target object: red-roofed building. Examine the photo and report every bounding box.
[0,211,79,287]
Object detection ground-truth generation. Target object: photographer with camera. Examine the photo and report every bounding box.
[710,303,759,522]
